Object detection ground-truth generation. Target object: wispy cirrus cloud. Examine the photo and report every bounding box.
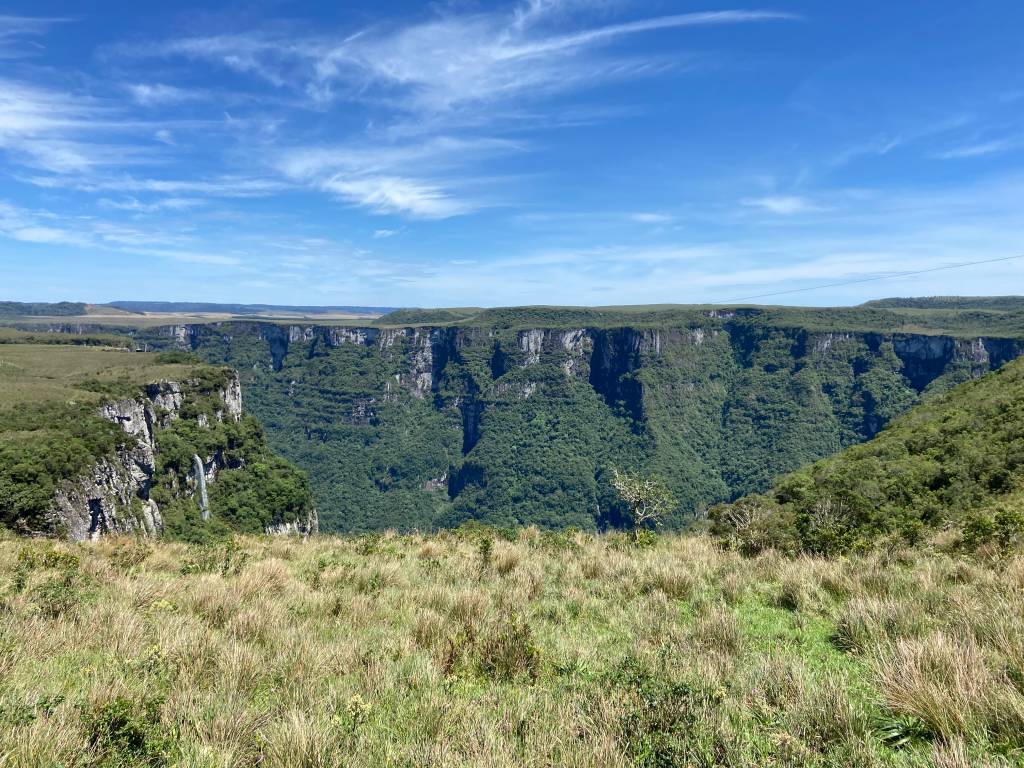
[24,172,285,197]
[133,7,795,115]
[741,195,825,215]
[98,196,206,213]
[932,137,1020,160]
[125,83,208,106]
[308,9,797,112]
[108,3,796,219]
[0,75,203,179]
[316,176,471,218]
[628,212,674,224]
[0,200,243,266]
[275,136,520,217]
[0,15,71,57]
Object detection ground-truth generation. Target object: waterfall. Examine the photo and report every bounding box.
[192,454,210,521]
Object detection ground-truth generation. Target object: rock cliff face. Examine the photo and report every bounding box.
[50,376,241,540]
[48,373,317,540]
[108,317,1024,533]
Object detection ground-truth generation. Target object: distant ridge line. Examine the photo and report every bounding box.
[107,301,398,315]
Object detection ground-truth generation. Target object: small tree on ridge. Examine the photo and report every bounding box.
[610,467,676,534]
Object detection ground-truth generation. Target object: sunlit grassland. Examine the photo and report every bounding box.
[0,344,198,407]
[1,530,1022,767]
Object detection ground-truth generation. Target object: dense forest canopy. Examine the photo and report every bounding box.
[87,304,1021,534]
[2,299,1022,536]
[712,356,1024,554]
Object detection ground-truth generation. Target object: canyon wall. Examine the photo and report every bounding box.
[46,373,317,540]
[95,315,1020,533]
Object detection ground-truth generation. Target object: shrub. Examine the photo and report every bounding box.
[631,529,659,549]
[153,351,199,365]
[871,632,1019,742]
[83,696,172,767]
[32,569,84,619]
[963,504,1024,553]
[708,496,799,556]
[476,535,493,575]
[476,612,541,682]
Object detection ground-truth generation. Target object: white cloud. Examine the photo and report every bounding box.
[127,247,243,266]
[8,225,86,245]
[126,83,206,106]
[105,4,795,220]
[741,195,824,215]
[26,173,285,197]
[276,136,517,217]
[0,77,160,174]
[933,138,1018,160]
[0,200,242,267]
[373,228,399,238]
[315,9,795,112]
[98,197,206,213]
[321,175,473,219]
[628,212,673,224]
[0,15,70,57]
[127,5,795,117]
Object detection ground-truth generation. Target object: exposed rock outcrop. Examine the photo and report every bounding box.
[264,508,320,537]
[50,373,265,541]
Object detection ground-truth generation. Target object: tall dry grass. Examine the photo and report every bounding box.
[0,529,1021,767]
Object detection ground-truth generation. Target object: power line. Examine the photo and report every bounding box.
[711,252,1024,305]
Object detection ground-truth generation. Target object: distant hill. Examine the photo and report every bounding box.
[373,301,1024,337]
[106,301,396,316]
[0,301,87,318]
[863,296,1024,311]
[712,356,1024,554]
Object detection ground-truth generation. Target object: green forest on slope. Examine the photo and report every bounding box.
[115,308,1022,534]
[712,355,1024,554]
[3,300,1022,536]
[0,342,314,539]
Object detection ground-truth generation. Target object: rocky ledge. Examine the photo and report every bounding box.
[50,373,316,540]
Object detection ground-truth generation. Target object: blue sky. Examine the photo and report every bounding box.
[1,1,1023,307]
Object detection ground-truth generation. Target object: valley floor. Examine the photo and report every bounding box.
[1,530,1022,767]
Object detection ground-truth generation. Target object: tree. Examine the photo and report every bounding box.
[610,467,676,533]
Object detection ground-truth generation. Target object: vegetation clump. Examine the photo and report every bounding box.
[610,467,676,538]
[713,356,1024,554]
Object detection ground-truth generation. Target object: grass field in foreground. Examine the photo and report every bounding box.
[1,530,1022,767]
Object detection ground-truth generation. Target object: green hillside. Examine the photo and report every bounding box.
[373,302,1024,337]
[110,308,1022,534]
[863,295,1024,312]
[0,343,314,539]
[5,300,1024,535]
[712,356,1024,554]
